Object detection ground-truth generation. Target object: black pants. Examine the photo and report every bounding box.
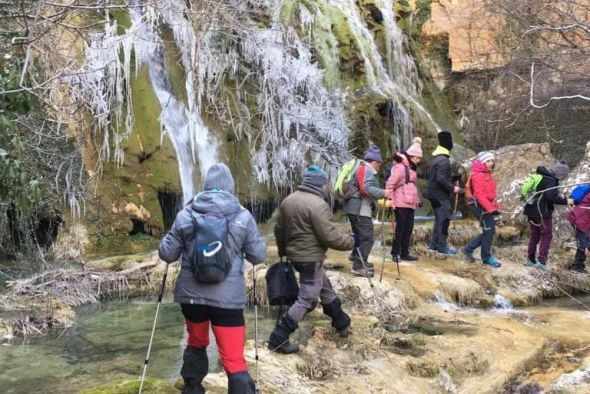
[429,198,451,251]
[391,208,415,257]
[573,229,590,271]
[348,214,374,269]
[464,205,495,261]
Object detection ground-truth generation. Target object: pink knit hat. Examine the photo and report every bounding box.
[406,137,423,158]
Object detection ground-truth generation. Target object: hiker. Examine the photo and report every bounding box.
[523,161,573,270]
[345,145,391,277]
[462,151,502,267]
[269,166,355,353]
[425,131,462,255]
[565,186,590,274]
[386,137,423,262]
[158,163,266,394]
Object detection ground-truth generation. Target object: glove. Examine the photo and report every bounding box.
[352,233,361,248]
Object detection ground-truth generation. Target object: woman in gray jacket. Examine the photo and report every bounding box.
[158,163,266,394]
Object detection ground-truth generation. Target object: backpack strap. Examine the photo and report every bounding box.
[356,163,369,198]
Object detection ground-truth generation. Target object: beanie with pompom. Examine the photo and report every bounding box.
[406,137,423,158]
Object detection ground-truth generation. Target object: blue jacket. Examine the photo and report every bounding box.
[158,190,266,309]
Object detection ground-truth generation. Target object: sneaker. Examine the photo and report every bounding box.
[536,261,548,271]
[400,254,418,262]
[571,267,588,274]
[351,267,375,278]
[524,259,537,268]
[483,256,501,267]
[392,254,401,263]
[428,244,437,251]
[462,248,476,263]
[438,246,457,255]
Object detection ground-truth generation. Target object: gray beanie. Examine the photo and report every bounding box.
[549,160,569,180]
[302,166,328,188]
[203,163,235,194]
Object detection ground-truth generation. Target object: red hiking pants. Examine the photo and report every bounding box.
[181,304,248,374]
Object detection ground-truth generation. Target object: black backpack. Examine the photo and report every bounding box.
[190,211,239,284]
[265,259,299,306]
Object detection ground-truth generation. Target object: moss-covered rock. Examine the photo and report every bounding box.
[80,377,177,394]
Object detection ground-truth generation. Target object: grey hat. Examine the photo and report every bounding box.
[302,165,328,188]
[203,163,235,194]
[549,160,569,180]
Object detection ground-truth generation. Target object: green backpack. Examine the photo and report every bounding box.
[334,159,361,200]
[520,173,543,204]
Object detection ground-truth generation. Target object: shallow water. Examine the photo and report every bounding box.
[0,299,277,394]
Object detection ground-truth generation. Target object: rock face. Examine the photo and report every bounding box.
[422,0,505,74]
[421,1,590,165]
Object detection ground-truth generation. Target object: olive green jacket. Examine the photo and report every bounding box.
[274,186,354,262]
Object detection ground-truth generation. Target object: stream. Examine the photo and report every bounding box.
[0,299,277,394]
[2,293,589,393]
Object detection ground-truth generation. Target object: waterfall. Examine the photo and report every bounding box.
[67,3,218,204]
[492,294,514,311]
[65,0,443,200]
[327,0,441,145]
[129,7,218,204]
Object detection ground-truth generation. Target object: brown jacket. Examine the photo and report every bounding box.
[274,186,354,262]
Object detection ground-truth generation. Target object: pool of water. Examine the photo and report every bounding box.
[0,299,277,394]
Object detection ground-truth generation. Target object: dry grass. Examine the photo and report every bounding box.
[296,350,336,380]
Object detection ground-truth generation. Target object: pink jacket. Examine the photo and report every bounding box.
[386,153,420,209]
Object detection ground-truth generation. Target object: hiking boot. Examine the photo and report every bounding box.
[536,261,548,271]
[462,248,476,263]
[400,254,418,262]
[268,315,300,354]
[351,267,374,278]
[483,256,501,267]
[524,259,537,268]
[322,298,351,337]
[438,246,457,255]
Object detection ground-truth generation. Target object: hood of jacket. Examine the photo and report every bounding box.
[536,166,556,179]
[298,184,330,203]
[397,152,410,167]
[432,146,451,157]
[191,190,241,216]
[471,159,490,173]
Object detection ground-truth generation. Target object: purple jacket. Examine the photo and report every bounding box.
[566,193,590,233]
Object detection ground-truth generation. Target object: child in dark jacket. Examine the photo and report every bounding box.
[565,191,590,274]
[524,161,572,270]
[462,151,501,267]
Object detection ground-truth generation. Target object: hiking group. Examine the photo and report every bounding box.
[156,132,590,393]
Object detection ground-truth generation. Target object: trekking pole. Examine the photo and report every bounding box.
[390,210,401,280]
[452,181,460,229]
[356,246,387,317]
[139,262,169,394]
[379,208,387,282]
[252,265,260,393]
